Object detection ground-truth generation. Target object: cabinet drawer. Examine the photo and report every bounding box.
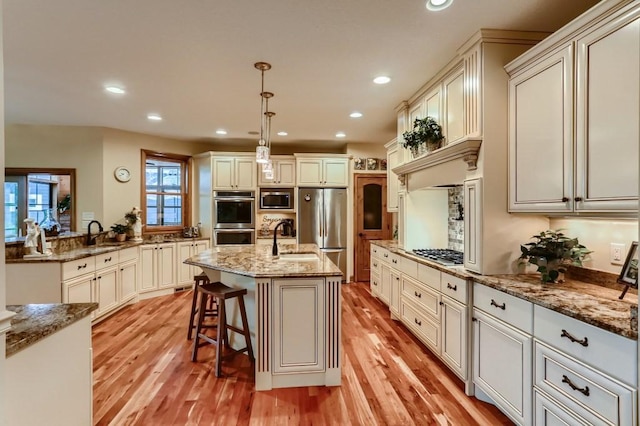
[370,256,381,277]
[401,299,440,352]
[379,247,392,262]
[535,390,592,426]
[371,244,381,257]
[474,282,533,333]
[62,257,96,280]
[118,247,138,263]
[370,272,381,295]
[441,273,467,304]
[96,252,118,269]
[417,263,441,291]
[534,305,637,386]
[402,276,440,319]
[535,341,636,426]
[399,256,418,280]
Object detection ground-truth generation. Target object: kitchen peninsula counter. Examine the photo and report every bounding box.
[371,240,637,340]
[184,243,342,391]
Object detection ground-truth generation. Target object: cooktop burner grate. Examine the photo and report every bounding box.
[412,248,464,265]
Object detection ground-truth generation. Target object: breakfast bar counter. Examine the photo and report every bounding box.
[185,243,342,391]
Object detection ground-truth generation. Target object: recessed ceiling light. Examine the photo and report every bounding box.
[147,113,162,121]
[215,129,227,135]
[277,131,288,136]
[105,86,125,94]
[350,112,363,118]
[373,76,391,85]
[426,0,453,11]
[336,132,346,138]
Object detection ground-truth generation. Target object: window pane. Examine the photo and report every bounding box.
[146,194,158,226]
[161,167,180,186]
[144,154,186,229]
[363,183,382,230]
[5,182,19,238]
[28,181,51,224]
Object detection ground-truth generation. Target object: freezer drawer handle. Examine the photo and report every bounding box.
[562,375,590,396]
[490,299,505,310]
[561,329,588,347]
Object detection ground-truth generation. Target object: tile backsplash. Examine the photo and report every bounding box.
[448,187,464,252]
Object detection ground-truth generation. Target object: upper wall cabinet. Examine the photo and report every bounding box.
[385,139,401,212]
[213,155,257,190]
[443,66,464,145]
[258,156,296,187]
[508,0,639,214]
[295,154,349,187]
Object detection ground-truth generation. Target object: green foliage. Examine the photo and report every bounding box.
[519,230,592,283]
[57,194,72,214]
[401,117,444,150]
[110,223,131,234]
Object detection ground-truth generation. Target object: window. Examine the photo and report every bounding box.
[142,150,190,233]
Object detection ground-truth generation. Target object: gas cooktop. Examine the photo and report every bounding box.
[412,249,464,266]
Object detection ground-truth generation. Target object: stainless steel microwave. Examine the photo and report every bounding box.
[260,188,294,210]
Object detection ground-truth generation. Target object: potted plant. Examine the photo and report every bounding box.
[110,223,131,242]
[519,229,592,283]
[402,116,445,158]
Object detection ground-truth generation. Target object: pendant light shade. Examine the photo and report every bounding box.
[254,62,272,163]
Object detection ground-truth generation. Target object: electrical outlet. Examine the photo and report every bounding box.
[610,243,626,266]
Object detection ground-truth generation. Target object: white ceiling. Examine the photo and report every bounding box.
[3,0,599,149]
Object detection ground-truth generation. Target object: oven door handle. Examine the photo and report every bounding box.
[215,229,254,233]
[215,197,255,202]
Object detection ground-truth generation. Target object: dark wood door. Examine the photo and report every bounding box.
[354,174,392,282]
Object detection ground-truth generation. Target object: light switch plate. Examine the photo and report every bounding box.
[610,243,626,265]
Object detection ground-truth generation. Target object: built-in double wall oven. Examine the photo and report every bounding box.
[213,190,255,245]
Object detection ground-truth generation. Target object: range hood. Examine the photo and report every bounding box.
[392,137,482,191]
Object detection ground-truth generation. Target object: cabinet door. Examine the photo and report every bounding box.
[463,178,483,274]
[370,272,381,298]
[397,191,405,249]
[64,274,93,303]
[386,146,399,212]
[157,243,176,289]
[443,68,464,144]
[509,45,574,212]
[389,269,401,317]
[380,263,391,306]
[272,278,325,374]
[296,159,323,186]
[96,267,118,316]
[119,260,138,303]
[139,245,157,292]
[409,100,424,126]
[323,159,348,186]
[425,87,441,124]
[441,296,467,379]
[212,158,235,190]
[235,158,257,189]
[276,160,296,186]
[176,242,194,286]
[397,107,408,162]
[575,15,639,212]
[473,309,532,425]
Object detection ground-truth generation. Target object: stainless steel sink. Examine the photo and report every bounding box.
[278,252,318,261]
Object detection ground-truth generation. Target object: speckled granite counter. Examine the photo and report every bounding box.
[5,303,98,357]
[184,243,342,278]
[371,240,638,340]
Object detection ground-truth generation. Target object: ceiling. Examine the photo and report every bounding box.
[3,0,600,149]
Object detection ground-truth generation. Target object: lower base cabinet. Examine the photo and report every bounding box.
[534,390,591,426]
[440,295,467,379]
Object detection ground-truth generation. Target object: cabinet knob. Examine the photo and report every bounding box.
[439,301,444,306]
[574,197,583,202]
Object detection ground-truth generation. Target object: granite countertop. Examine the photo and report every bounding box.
[5,303,98,357]
[371,240,638,340]
[6,236,209,264]
[184,243,342,278]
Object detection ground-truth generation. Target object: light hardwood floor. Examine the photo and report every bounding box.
[92,282,512,425]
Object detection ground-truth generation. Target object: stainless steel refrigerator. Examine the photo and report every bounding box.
[298,187,347,281]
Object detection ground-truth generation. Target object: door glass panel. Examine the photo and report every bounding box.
[363,183,382,230]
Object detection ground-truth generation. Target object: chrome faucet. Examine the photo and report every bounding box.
[87,220,104,245]
[272,220,292,256]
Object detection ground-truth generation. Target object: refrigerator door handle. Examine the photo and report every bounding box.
[321,249,343,253]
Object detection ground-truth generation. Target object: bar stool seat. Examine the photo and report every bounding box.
[187,272,218,340]
[191,281,254,377]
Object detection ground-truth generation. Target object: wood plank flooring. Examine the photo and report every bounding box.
[92,282,512,425]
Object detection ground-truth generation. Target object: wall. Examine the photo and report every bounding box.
[448,187,464,251]
[549,218,638,275]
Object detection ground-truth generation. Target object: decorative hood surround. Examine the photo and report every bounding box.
[392,137,482,186]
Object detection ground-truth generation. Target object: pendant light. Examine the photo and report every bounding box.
[263,110,276,179]
[255,62,272,163]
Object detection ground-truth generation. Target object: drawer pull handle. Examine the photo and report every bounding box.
[373,262,377,267]
[392,259,397,264]
[439,301,444,306]
[447,283,457,291]
[414,318,422,326]
[105,257,112,263]
[414,291,422,298]
[561,329,588,347]
[384,253,388,258]
[77,263,87,270]
[562,375,590,397]
[490,299,505,310]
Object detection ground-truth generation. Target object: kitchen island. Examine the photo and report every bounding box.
[184,243,343,391]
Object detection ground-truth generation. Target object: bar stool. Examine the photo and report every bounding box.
[191,281,254,377]
[187,272,218,340]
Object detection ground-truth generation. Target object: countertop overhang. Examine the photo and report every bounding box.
[184,243,343,278]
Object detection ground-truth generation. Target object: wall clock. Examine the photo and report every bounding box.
[114,166,131,183]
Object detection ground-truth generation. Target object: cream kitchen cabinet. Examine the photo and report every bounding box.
[139,243,176,293]
[473,283,533,425]
[295,155,349,187]
[177,239,210,287]
[258,156,296,186]
[508,1,639,214]
[442,66,464,145]
[385,139,400,212]
[463,178,482,273]
[117,247,139,304]
[213,156,257,190]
